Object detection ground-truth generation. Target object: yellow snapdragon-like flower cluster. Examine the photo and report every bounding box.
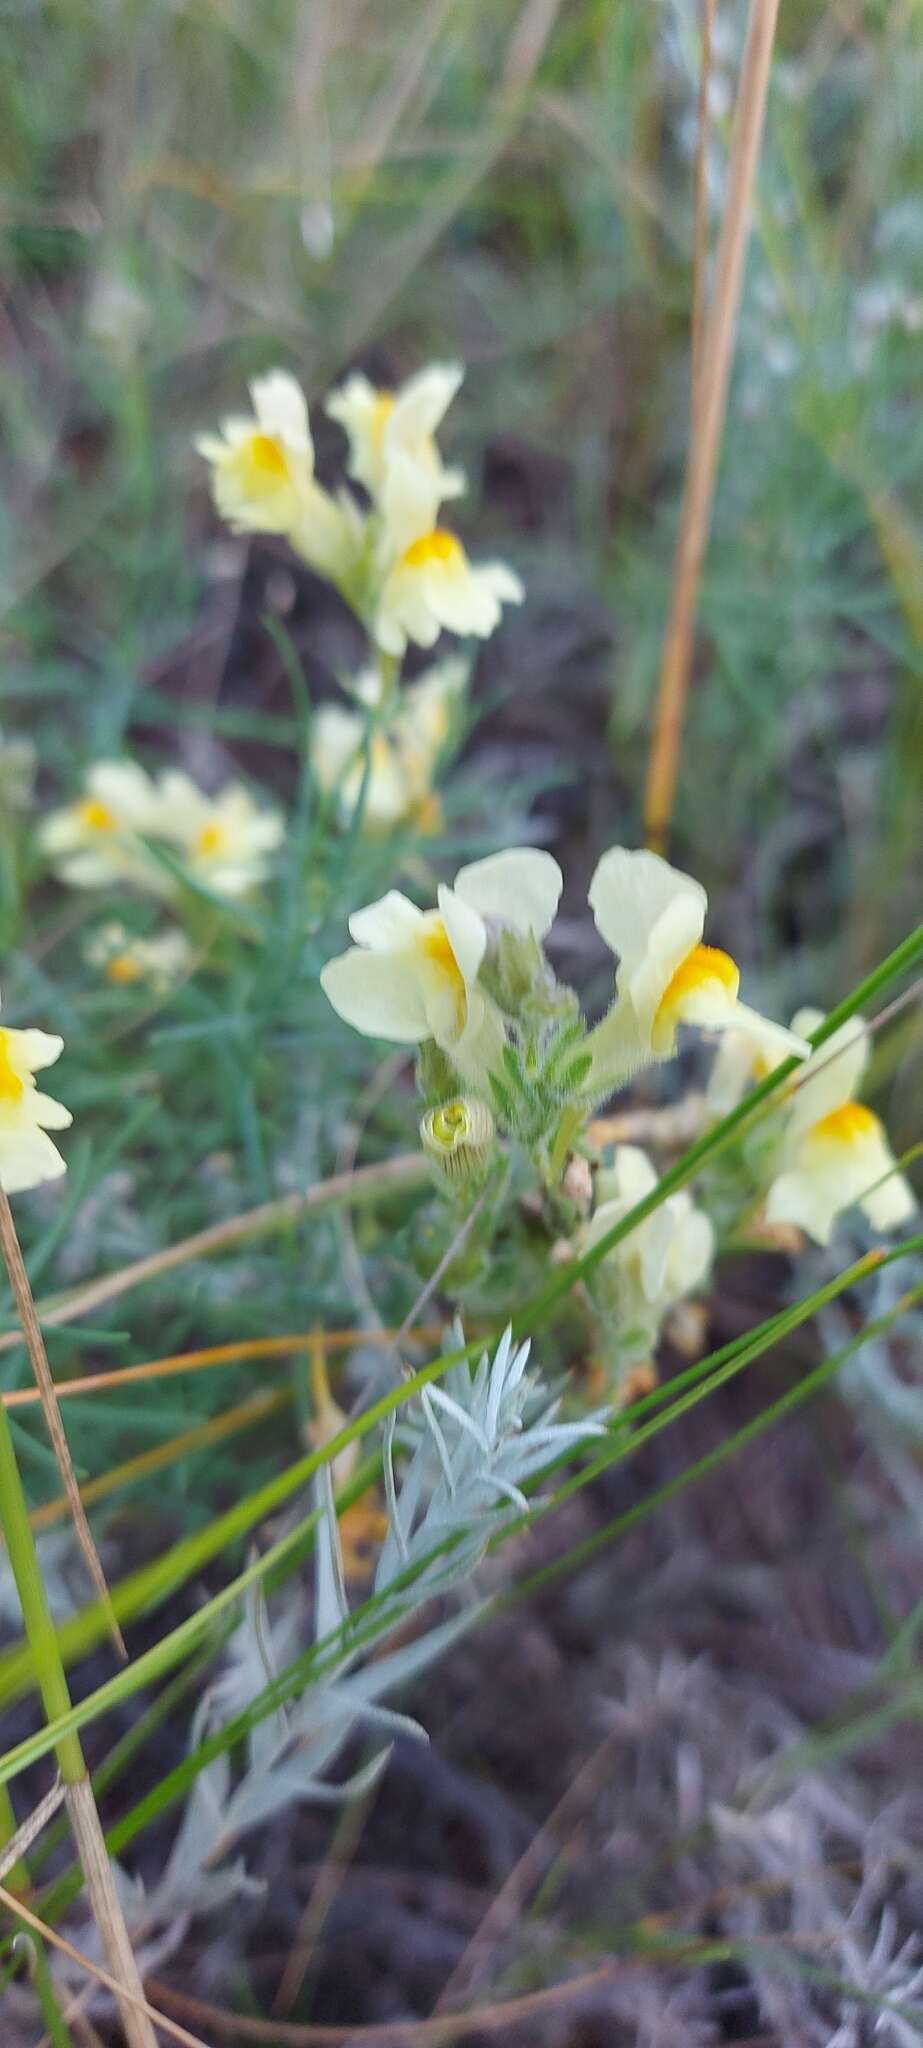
[322,843,915,1247]
[84,923,194,992]
[582,1143,715,1376]
[312,658,464,832]
[707,1006,916,1246]
[40,761,284,902]
[322,844,804,1081]
[197,364,522,659]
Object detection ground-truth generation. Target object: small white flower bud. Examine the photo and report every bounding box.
[420,1096,495,1182]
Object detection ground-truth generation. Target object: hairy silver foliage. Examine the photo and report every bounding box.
[376,1323,606,1598]
[72,1325,601,1974]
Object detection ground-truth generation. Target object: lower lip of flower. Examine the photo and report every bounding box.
[78,798,117,833]
[653,943,740,1049]
[246,432,291,480]
[0,1032,25,1105]
[400,529,464,573]
[419,917,467,1029]
[813,1100,879,1148]
[196,822,227,858]
[106,954,144,985]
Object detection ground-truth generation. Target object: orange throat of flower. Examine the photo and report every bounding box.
[105,953,144,986]
[419,917,467,1032]
[244,432,291,483]
[400,529,465,575]
[195,820,227,860]
[0,1032,25,1106]
[652,943,740,1053]
[812,1100,880,1151]
[78,797,117,834]
[370,391,395,453]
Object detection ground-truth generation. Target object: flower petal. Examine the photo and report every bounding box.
[785,1016,870,1147]
[250,371,312,455]
[390,363,464,442]
[437,885,486,985]
[454,848,563,939]
[0,1127,68,1195]
[3,1028,64,1074]
[589,848,707,1047]
[320,948,429,1041]
[348,891,423,951]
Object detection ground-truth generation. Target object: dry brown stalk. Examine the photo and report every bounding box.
[0,1869,204,2046]
[0,1151,428,1364]
[691,0,718,418]
[643,0,780,853]
[0,1188,125,1660]
[2,1322,448,1410]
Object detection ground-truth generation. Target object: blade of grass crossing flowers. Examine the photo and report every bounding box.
[0,1188,124,1658]
[4,1236,919,1818]
[0,923,917,1374]
[23,1266,923,1950]
[506,1282,923,1610]
[0,1399,156,2047]
[0,1221,918,1741]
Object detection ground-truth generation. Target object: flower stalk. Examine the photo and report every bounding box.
[0,1186,123,1658]
[0,1392,156,2047]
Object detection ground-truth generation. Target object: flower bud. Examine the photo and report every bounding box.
[420,1096,495,1182]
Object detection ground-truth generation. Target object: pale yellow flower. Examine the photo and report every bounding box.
[320,848,562,1085]
[39,763,165,894]
[765,1010,915,1245]
[704,1006,806,1121]
[85,923,194,992]
[325,362,465,513]
[197,371,361,583]
[375,527,523,657]
[0,996,72,1195]
[312,658,464,829]
[154,772,284,899]
[587,848,808,1088]
[583,1144,714,1348]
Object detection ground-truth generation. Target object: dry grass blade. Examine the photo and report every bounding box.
[0,1777,64,1884]
[643,0,780,853]
[28,1388,290,1535]
[691,0,718,418]
[2,1324,448,1409]
[0,1875,208,2047]
[0,1152,428,1363]
[0,1189,126,1660]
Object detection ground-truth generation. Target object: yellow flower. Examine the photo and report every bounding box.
[704,1007,807,1121]
[325,362,465,514]
[154,772,285,899]
[197,371,362,582]
[765,1010,915,1245]
[587,848,808,1088]
[39,762,165,893]
[320,848,562,1085]
[312,658,464,829]
[582,1144,713,1353]
[0,996,72,1195]
[375,527,523,657]
[85,923,194,992]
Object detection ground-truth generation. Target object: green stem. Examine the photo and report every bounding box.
[0,1404,83,1785]
[0,1378,156,2046]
